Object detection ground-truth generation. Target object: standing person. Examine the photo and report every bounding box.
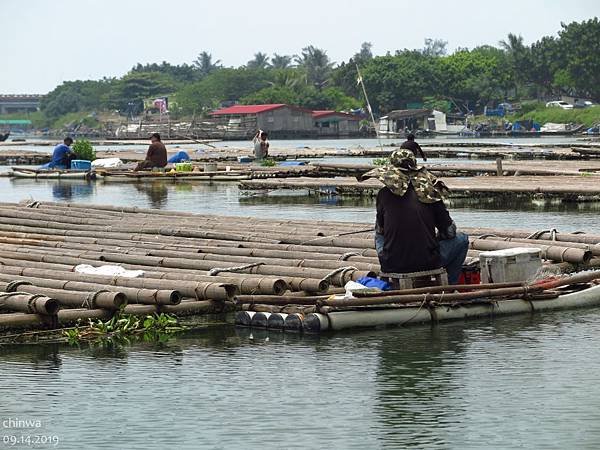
[43,137,76,169]
[363,149,468,284]
[400,133,427,161]
[135,133,168,171]
[252,130,269,160]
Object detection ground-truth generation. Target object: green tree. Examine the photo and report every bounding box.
[556,18,600,99]
[193,51,222,78]
[422,38,448,57]
[131,61,198,83]
[271,54,294,69]
[354,42,374,63]
[247,52,271,69]
[295,45,335,89]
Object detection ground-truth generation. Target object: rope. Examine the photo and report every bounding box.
[299,228,374,245]
[475,234,499,240]
[208,262,264,276]
[322,266,357,284]
[338,252,360,261]
[526,229,558,240]
[4,280,32,292]
[0,292,44,314]
[82,290,111,309]
[397,293,430,326]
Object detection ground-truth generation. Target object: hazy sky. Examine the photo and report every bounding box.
[1,0,598,94]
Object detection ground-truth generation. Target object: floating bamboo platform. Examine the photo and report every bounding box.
[1,201,600,335]
[2,141,600,166]
[240,175,600,202]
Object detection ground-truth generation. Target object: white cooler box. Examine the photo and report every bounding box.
[479,247,542,283]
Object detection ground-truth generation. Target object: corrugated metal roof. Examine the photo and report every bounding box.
[210,104,287,115]
[312,110,360,120]
[0,119,32,125]
[387,109,431,120]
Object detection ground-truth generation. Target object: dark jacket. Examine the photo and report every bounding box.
[376,186,452,273]
[145,142,168,167]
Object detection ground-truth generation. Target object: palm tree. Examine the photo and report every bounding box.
[193,51,222,77]
[247,52,271,69]
[294,46,335,89]
[499,33,528,94]
[271,54,293,69]
[499,33,525,53]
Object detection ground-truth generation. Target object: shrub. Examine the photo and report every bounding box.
[72,139,96,161]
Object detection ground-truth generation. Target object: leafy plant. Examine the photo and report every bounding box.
[260,158,277,167]
[372,157,389,166]
[72,139,96,161]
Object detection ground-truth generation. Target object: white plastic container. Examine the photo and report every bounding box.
[479,247,542,283]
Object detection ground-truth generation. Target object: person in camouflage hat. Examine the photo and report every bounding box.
[366,150,468,284]
[362,149,449,203]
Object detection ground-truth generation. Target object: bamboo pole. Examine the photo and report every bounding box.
[0,275,175,306]
[0,281,125,310]
[0,292,60,315]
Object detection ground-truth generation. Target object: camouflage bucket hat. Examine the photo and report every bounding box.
[362,150,449,203]
[389,149,419,171]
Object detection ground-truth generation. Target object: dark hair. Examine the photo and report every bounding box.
[150,133,161,141]
[406,133,415,141]
[64,137,73,145]
[260,131,268,139]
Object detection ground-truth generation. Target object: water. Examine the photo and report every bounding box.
[2,173,600,233]
[2,144,600,449]
[2,135,590,154]
[2,310,600,449]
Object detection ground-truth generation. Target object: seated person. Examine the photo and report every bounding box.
[43,137,75,169]
[364,149,468,284]
[135,133,168,171]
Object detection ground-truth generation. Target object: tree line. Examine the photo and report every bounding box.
[39,17,600,120]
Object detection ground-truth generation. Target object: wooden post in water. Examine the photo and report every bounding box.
[496,158,503,176]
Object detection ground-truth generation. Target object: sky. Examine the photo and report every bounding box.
[1,0,599,94]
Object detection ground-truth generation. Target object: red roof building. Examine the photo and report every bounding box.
[210,104,314,134]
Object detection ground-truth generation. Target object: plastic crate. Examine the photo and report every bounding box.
[71,160,91,170]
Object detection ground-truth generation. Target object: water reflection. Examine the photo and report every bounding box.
[133,182,169,208]
[50,181,95,200]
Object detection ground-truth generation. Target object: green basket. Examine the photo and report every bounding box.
[175,162,193,172]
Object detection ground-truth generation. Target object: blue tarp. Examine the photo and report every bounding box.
[357,276,391,291]
[167,151,190,164]
[278,161,306,166]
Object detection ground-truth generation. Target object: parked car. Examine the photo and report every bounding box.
[546,101,574,110]
[574,100,594,108]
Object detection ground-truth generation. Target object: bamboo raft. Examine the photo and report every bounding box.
[0,201,600,334]
[240,175,600,202]
[9,168,95,180]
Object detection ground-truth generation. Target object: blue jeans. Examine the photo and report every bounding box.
[439,232,469,284]
[375,231,469,284]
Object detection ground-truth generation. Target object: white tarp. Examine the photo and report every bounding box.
[75,264,144,278]
[91,158,124,168]
[541,123,568,132]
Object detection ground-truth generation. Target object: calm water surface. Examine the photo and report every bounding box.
[2,311,600,449]
[1,151,600,449]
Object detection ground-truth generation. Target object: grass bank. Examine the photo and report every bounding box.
[508,104,600,127]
